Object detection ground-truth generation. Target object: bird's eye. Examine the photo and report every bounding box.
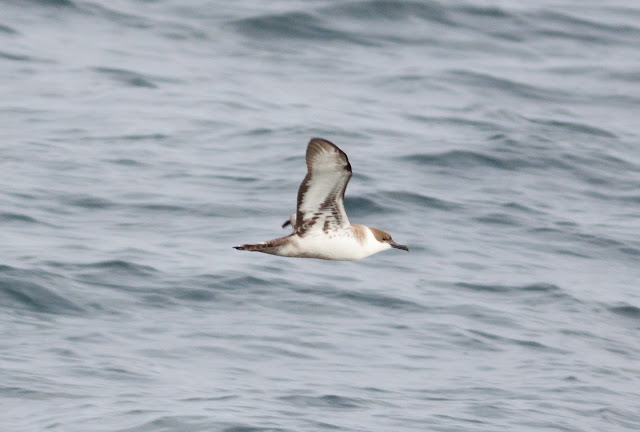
[383,236,390,241]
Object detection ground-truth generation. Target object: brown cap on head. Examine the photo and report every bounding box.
[370,227,392,242]
[369,227,409,252]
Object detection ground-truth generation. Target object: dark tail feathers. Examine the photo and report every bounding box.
[233,243,270,252]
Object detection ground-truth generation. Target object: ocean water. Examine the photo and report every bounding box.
[1,0,640,431]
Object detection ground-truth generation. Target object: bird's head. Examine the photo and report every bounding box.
[369,227,409,252]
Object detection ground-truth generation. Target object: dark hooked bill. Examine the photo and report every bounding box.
[390,242,409,252]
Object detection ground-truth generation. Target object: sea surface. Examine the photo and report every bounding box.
[1,0,640,431]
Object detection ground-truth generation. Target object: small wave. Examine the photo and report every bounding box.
[323,0,451,24]
[609,304,640,320]
[48,259,159,281]
[468,329,569,353]
[160,23,208,41]
[81,133,169,142]
[536,10,640,37]
[336,290,425,312]
[447,4,529,43]
[446,6,640,47]
[527,118,617,138]
[0,50,34,62]
[537,29,606,44]
[381,191,461,211]
[456,282,566,296]
[221,274,270,287]
[473,212,522,227]
[230,11,373,45]
[79,2,149,29]
[402,150,520,170]
[344,196,390,217]
[405,114,502,131]
[174,288,217,303]
[454,5,514,19]
[0,24,18,35]
[117,415,221,432]
[619,246,640,257]
[64,194,115,209]
[553,230,635,254]
[502,202,544,215]
[447,70,571,102]
[107,158,145,167]
[373,74,448,93]
[608,71,640,83]
[0,273,82,314]
[78,260,158,276]
[455,282,584,308]
[0,212,41,224]
[22,0,76,7]
[92,67,158,88]
[279,394,364,409]
[553,248,592,259]
[134,203,191,213]
[212,273,297,295]
[222,425,279,432]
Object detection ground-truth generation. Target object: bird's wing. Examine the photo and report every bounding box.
[294,138,352,236]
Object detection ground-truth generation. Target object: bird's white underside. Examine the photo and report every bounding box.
[278,226,391,260]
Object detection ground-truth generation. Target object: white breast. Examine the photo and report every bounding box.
[280,227,390,261]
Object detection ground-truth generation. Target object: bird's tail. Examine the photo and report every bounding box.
[233,243,270,252]
[233,236,291,256]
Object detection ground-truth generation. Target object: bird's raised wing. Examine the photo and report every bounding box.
[295,138,352,236]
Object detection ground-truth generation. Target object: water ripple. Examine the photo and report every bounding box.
[402,150,520,170]
[468,329,570,354]
[92,67,158,89]
[78,260,159,275]
[279,394,364,409]
[324,0,451,24]
[381,191,462,211]
[0,23,18,34]
[447,70,574,102]
[0,268,82,314]
[0,212,41,224]
[609,304,640,321]
[231,12,374,46]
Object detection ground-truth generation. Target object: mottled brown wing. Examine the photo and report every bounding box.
[295,138,352,236]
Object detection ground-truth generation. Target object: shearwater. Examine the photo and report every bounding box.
[234,138,409,260]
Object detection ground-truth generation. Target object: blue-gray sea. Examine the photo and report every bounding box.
[2,0,640,431]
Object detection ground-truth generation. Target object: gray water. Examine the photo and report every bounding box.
[2,0,640,431]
